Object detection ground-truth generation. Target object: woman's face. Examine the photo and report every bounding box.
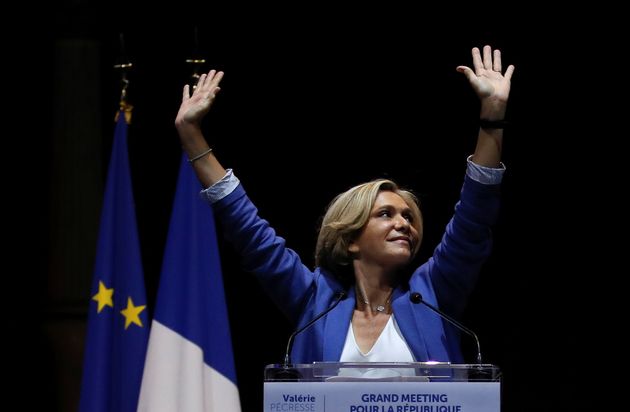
[349,191,422,268]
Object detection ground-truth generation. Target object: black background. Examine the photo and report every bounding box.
[7,2,618,411]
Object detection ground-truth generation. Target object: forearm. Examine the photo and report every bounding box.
[176,121,226,189]
[471,100,506,168]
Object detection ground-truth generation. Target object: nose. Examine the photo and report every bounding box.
[394,216,410,232]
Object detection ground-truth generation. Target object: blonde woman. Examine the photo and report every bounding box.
[175,45,514,364]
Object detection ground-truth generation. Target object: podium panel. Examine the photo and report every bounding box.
[264,362,500,412]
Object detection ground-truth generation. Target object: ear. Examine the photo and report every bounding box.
[348,242,359,254]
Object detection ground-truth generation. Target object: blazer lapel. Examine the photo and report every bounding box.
[392,289,430,361]
[322,287,355,361]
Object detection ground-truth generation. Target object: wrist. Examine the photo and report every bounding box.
[176,122,205,146]
[479,119,510,129]
[187,147,213,163]
[479,100,507,121]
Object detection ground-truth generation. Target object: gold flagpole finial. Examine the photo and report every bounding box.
[114,33,133,123]
[185,26,207,90]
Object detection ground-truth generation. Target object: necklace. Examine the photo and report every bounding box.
[356,285,394,313]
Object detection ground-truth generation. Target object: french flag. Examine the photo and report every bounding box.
[138,154,241,411]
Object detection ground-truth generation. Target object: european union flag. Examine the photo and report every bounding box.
[138,154,241,411]
[79,112,149,412]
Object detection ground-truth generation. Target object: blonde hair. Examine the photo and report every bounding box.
[315,179,422,281]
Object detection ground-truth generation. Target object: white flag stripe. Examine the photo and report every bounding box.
[138,321,241,412]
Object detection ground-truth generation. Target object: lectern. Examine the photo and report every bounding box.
[264,362,500,411]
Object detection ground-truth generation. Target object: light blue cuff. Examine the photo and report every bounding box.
[466,155,506,185]
[200,169,240,204]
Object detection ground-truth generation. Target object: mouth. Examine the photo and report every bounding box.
[389,236,411,248]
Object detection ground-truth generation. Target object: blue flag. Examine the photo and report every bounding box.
[138,154,241,411]
[79,113,149,412]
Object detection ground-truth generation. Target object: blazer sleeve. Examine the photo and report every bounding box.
[425,175,501,318]
[211,184,317,324]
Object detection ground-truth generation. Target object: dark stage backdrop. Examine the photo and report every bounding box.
[7,3,612,411]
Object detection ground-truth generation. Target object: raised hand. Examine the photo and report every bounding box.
[457,45,514,104]
[175,69,224,128]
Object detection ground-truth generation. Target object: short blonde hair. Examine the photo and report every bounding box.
[315,179,422,281]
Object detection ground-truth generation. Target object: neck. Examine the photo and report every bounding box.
[352,262,397,314]
[352,260,396,288]
[355,283,394,314]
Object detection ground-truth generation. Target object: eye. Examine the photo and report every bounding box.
[403,212,414,223]
[378,210,392,218]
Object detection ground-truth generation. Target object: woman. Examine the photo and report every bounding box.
[175,45,514,364]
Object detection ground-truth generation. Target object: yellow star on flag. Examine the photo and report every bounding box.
[92,280,114,313]
[120,297,146,329]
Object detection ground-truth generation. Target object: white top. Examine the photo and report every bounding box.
[338,315,415,378]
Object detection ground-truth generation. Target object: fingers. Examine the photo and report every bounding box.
[493,49,502,72]
[182,84,190,102]
[482,45,492,70]
[472,45,511,76]
[211,70,224,88]
[456,65,477,83]
[196,73,207,92]
[472,47,483,75]
[187,69,224,98]
[202,70,214,88]
[203,69,224,87]
[504,64,515,80]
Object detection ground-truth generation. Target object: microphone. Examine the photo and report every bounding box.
[409,292,483,364]
[268,291,346,381]
[284,291,347,367]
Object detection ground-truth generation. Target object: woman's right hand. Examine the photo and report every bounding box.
[175,69,224,132]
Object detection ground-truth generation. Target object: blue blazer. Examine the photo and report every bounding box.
[212,175,500,363]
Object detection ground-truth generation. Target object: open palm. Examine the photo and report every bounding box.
[176,69,224,126]
[457,46,514,103]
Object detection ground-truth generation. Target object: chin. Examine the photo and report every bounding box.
[388,252,412,266]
